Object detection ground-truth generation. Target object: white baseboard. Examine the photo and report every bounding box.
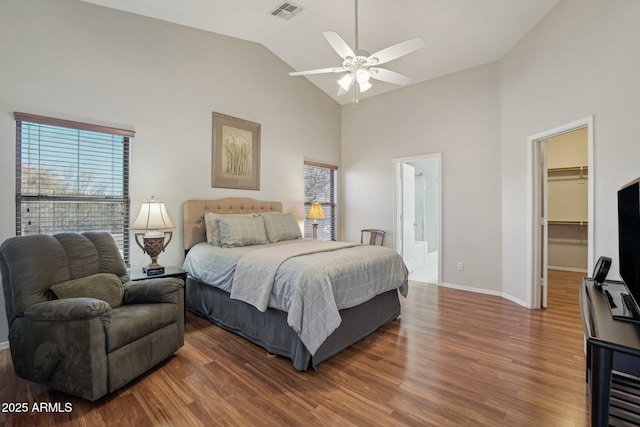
[500,292,530,308]
[0,341,9,351]
[440,282,529,308]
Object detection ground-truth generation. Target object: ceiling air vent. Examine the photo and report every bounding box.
[270,2,303,20]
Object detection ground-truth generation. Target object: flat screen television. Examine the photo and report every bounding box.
[607,178,640,321]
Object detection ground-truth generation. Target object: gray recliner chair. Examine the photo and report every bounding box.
[0,232,184,401]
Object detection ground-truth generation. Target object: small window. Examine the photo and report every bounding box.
[14,113,134,262]
[304,161,338,240]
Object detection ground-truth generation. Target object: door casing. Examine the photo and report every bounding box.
[393,153,442,286]
[527,116,594,308]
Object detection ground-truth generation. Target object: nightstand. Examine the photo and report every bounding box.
[129,266,187,322]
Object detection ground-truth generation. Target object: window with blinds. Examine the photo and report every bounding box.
[304,161,338,240]
[14,113,133,263]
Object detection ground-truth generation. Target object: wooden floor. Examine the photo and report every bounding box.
[0,270,590,426]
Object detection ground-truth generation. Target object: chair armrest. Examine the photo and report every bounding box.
[123,277,184,304]
[24,298,111,321]
[12,298,111,400]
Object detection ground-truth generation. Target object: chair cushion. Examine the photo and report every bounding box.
[106,303,177,352]
[0,234,71,314]
[0,232,129,316]
[54,233,101,279]
[51,273,124,308]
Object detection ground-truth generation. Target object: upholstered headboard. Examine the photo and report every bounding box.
[183,198,283,251]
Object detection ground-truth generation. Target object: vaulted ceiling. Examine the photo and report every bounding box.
[80,0,559,105]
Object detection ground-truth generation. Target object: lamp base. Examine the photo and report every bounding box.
[143,264,165,276]
[135,232,173,276]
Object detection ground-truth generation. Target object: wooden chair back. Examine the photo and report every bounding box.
[361,229,385,246]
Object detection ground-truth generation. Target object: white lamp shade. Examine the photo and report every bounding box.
[132,199,175,230]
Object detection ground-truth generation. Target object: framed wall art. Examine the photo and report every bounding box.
[211,112,261,190]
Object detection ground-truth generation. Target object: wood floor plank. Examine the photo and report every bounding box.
[0,270,591,426]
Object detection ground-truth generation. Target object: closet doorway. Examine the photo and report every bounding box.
[394,153,441,286]
[528,117,593,308]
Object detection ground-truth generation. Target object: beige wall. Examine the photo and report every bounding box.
[547,127,588,169]
[341,62,503,294]
[500,0,640,304]
[0,0,341,342]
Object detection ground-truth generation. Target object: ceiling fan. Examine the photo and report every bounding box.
[289,0,425,103]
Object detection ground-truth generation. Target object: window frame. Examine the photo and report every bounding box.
[14,112,134,263]
[303,160,338,241]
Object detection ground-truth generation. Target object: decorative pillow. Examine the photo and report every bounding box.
[51,273,124,307]
[218,215,268,248]
[203,212,222,246]
[262,213,302,243]
[204,213,258,246]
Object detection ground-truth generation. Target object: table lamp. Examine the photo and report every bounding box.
[306,202,325,240]
[131,196,175,275]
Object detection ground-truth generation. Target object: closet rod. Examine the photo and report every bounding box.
[548,165,588,173]
[548,220,588,226]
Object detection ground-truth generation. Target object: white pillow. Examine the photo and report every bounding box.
[218,215,268,247]
[262,213,302,243]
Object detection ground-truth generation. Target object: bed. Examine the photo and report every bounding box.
[182,198,408,370]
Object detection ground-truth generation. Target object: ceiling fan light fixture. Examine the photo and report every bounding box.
[287,0,424,104]
[356,69,370,84]
[358,80,372,92]
[338,73,354,91]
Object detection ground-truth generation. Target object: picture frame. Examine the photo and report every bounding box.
[211,112,261,190]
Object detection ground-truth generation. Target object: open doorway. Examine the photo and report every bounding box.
[394,153,442,285]
[546,129,589,272]
[528,117,593,308]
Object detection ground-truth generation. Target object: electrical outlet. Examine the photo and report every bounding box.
[457,261,464,271]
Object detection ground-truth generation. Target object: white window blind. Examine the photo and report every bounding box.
[14,113,133,263]
[304,161,338,240]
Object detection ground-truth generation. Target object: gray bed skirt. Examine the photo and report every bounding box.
[186,276,401,370]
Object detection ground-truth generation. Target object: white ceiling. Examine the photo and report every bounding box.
[80,0,559,105]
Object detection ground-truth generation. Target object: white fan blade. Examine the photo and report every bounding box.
[367,37,425,65]
[370,68,411,85]
[323,31,356,59]
[289,67,345,76]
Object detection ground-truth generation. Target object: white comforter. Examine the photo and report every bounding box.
[183,239,408,355]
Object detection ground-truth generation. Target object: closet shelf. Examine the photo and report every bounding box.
[548,220,588,226]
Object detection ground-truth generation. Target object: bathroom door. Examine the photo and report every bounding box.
[402,163,416,272]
